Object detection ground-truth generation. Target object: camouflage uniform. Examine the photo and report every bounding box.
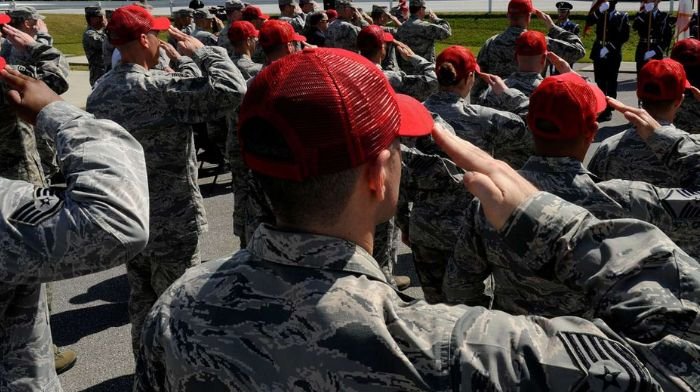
[217,24,235,56]
[382,53,437,102]
[674,92,700,134]
[395,14,451,66]
[82,27,107,86]
[0,42,68,187]
[325,17,369,51]
[423,90,533,168]
[279,14,306,34]
[230,53,262,80]
[138,196,700,390]
[193,28,219,46]
[588,124,696,187]
[1,101,149,392]
[379,25,399,71]
[86,46,247,354]
[102,38,115,73]
[481,71,543,104]
[372,219,399,283]
[472,25,585,101]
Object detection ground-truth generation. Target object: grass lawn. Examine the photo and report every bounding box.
[47,12,641,62]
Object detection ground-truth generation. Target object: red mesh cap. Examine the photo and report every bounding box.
[229,20,259,43]
[259,19,306,49]
[238,48,434,181]
[671,38,700,68]
[357,25,394,53]
[107,5,170,45]
[528,72,606,140]
[241,6,270,21]
[508,0,533,14]
[0,14,10,24]
[436,46,480,82]
[515,30,547,56]
[637,59,690,102]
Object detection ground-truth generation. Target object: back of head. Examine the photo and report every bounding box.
[671,38,700,88]
[528,73,606,144]
[106,5,170,46]
[515,30,547,72]
[507,0,533,21]
[409,0,426,15]
[435,46,479,86]
[637,59,689,109]
[229,20,259,46]
[357,24,394,59]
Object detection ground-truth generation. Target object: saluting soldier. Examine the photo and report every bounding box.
[633,0,673,72]
[82,6,107,86]
[395,0,451,70]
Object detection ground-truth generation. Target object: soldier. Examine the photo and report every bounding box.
[192,9,219,46]
[589,58,694,187]
[357,24,437,101]
[169,8,196,46]
[0,65,148,392]
[671,38,700,133]
[102,10,115,73]
[555,1,580,34]
[86,4,247,356]
[394,0,450,70]
[371,5,402,71]
[135,47,676,392]
[633,0,673,72]
[241,6,270,64]
[447,72,700,313]
[217,0,245,56]
[278,0,306,34]
[325,0,370,51]
[228,21,263,80]
[300,0,318,15]
[472,0,585,101]
[586,0,630,122]
[82,6,107,87]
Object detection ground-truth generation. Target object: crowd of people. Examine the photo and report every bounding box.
[2,0,700,390]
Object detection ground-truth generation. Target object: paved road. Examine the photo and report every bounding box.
[49,64,636,391]
[0,0,680,15]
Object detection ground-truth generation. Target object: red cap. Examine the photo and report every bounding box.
[528,72,607,140]
[241,5,270,21]
[229,20,259,43]
[326,9,338,19]
[106,5,170,45]
[0,14,10,24]
[671,38,700,68]
[515,30,547,56]
[637,59,690,102]
[436,46,480,82]
[238,48,433,181]
[357,25,394,53]
[259,19,306,49]
[508,0,534,14]
[0,56,6,69]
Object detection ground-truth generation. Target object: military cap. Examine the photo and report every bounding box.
[193,9,214,19]
[278,0,298,6]
[357,24,393,53]
[8,6,45,21]
[173,8,194,17]
[409,0,426,7]
[85,6,105,17]
[437,46,480,83]
[508,0,533,14]
[224,0,245,11]
[371,5,390,14]
[555,1,573,11]
[108,4,170,45]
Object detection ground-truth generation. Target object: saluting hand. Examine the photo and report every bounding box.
[607,97,661,140]
[168,26,204,56]
[1,25,36,52]
[0,66,62,125]
[534,9,555,30]
[546,52,572,74]
[159,40,181,61]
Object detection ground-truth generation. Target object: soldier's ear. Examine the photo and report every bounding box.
[366,148,391,200]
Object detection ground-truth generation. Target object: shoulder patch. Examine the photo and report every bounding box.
[9,187,64,226]
[662,189,700,219]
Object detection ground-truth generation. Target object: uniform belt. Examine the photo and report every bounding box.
[639,38,659,43]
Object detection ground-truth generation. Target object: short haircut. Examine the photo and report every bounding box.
[360,45,382,60]
[242,117,361,226]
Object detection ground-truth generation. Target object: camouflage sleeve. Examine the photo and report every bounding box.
[480,106,533,168]
[217,27,235,56]
[0,101,149,284]
[35,32,53,47]
[486,87,529,117]
[385,54,437,101]
[22,42,69,95]
[499,192,700,348]
[426,18,451,39]
[471,38,493,102]
[644,125,700,188]
[82,30,104,60]
[171,55,203,77]
[546,25,585,66]
[152,46,247,124]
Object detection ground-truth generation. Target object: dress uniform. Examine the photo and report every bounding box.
[633,0,673,72]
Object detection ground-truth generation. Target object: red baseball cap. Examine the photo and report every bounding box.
[671,38,700,68]
[229,20,259,43]
[241,5,270,21]
[326,9,338,19]
[0,14,10,24]
[259,19,306,49]
[238,48,433,181]
[637,59,690,102]
[528,72,607,140]
[508,0,534,14]
[515,30,547,56]
[436,46,480,82]
[106,5,170,45]
[357,25,394,53]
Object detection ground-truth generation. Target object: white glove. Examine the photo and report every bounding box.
[644,2,655,12]
[644,50,656,61]
[599,2,610,13]
[600,47,610,58]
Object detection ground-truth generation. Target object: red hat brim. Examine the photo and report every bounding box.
[0,56,6,69]
[395,93,433,137]
[151,16,171,31]
[0,14,10,24]
[383,32,394,42]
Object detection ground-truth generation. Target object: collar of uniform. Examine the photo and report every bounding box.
[247,224,389,283]
[521,155,591,175]
[506,25,526,37]
[508,71,544,80]
[113,62,150,74]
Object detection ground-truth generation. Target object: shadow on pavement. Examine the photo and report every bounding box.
[595,123,629,142]
[51,302,129,346]
[617,79,637,93]
[69,274,129,305]
[82,374,134,392]
[199,180,233,198]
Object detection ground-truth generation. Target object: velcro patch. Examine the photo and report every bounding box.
[9,187,64,226]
